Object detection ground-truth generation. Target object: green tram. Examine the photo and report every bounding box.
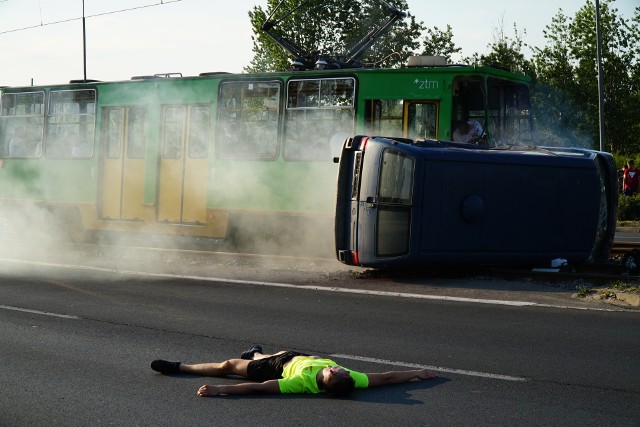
[0,58,532,254]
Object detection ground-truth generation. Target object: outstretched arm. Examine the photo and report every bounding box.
[366,369,436,387]
[197,379,280,397]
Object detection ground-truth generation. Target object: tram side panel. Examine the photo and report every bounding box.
[0,86,99,242]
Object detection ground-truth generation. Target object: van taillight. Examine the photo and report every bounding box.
[359,137,369,151]
[338,250,359,266]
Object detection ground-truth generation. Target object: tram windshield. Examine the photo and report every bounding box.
[486,79,532,146]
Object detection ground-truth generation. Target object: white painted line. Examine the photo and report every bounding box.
[0,304,80,319]
[330,353,528,382]
[0,258,621,311]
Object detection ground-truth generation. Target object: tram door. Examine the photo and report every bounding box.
[100,107,146,221]
[157,105,210,224]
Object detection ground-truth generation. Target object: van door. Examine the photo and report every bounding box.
[372,149,415,258]
[354,145,415,265]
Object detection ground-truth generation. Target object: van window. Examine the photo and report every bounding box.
[378,149,414,204]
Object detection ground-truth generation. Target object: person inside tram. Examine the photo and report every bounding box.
[71,137,93,158]
[8,126,26,157]
[151,344,437,398]
[452,117,484,143]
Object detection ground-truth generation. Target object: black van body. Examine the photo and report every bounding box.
[335,136,617,268]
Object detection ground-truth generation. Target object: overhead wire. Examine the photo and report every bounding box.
[0,0,184,35]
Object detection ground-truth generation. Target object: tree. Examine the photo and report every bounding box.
[420,24,461,63]
[532,9,587,147]
[245,0,424,72]
[533,0,640,152]
[477,19,535,76]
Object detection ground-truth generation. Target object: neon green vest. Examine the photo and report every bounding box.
[278,356,368,394]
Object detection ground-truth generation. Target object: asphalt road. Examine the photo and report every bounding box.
[0,248,639,426]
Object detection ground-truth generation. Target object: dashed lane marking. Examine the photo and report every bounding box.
[0,299,526,382]
[0,304,80,319]
[0,258,558,383]
[330,354,529,382]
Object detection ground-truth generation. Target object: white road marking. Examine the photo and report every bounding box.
[0,258,621,312]
[0,259,541,383]
[0,304,80,319]
[330,353,528,382]
[0,295,525,382]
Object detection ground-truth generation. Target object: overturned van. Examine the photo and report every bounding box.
[335,136,617,268]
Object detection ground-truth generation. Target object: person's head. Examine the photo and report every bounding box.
[319,366,355,397]
[628,160,634,168]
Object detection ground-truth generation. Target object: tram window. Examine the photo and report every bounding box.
[365,99,403,138]
[161,104,211,160]
[289,80,320,108]
[487,79,533,145]
[46,89,96,158]
[451,77,485,140]
[127,107,147,159]
[102,106,146,159]
[407,102,438,140]
[285,77,355,161]
[188,105,210,159]
[0,91,45,158]
[217,81,280,159]
[162,106,185,159]
[104,108,124,159]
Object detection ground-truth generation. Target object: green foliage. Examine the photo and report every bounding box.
[476,20,535,76]
[612,152,640,171]
[420,24,461,63]
[617,193,640,221]
[532,0,640,152]
[614,151,640,221]
[576,284,593,297]
[598,289,617,299]
[607,280,640,294]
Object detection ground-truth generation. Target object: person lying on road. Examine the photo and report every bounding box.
[151,345,437,397]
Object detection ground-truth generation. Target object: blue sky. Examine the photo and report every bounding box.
[0,0,637,87]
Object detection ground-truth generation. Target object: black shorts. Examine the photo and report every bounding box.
[246,351,307,382]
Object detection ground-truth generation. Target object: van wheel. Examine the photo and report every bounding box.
[622,250,640,275]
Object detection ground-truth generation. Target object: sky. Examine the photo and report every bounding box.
[0,0,638,87]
